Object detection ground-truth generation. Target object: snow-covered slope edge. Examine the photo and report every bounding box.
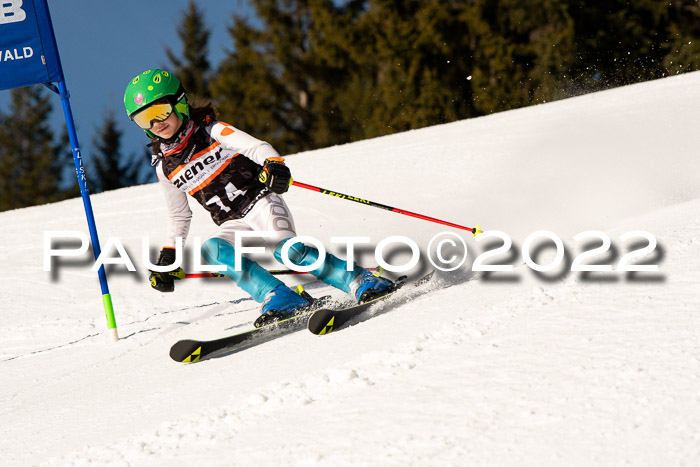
[0,71,697,466]
[43,197,700,466]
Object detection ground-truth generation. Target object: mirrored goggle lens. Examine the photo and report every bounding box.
[131,102,174,129]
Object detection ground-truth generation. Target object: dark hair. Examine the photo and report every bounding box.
[148,94,218,154]
[188,94,218,125]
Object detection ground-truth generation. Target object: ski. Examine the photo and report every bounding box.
[169,295,332,363]
[307,270,435,335]
[169,271,435,362]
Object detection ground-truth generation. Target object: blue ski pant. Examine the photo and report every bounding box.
[201,237,362,302]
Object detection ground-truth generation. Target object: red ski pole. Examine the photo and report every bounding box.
[185,270,310,279]
[292,181,482,235]
[185,267,378,279]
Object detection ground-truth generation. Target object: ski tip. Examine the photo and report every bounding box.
[318,316,334,335]
[307,309,335,335]
[169,340,203,363]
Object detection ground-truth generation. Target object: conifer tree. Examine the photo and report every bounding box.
[210,0,328,154]
[204,0,700,153]
[291,0,362,146]
[0,86,71,211]
[662,0,700,75]
[561,1,666,92]
[462,0,575,113]
[339,0,477,137]
[166,0,211,97]
[91,111,144,193]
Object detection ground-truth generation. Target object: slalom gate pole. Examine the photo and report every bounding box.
[292,181,482,235]
[0,0,118,342]
[54,81,119,342]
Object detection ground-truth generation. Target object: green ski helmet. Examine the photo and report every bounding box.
[124,69,189,138]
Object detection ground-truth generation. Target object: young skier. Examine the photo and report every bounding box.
[124,69,393,326]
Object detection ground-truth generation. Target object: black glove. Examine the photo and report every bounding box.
[259,157,292,194]
[149,247,185,293]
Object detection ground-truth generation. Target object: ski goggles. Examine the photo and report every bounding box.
[131,101,174,130]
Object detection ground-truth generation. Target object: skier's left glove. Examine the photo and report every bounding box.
[149,247,185,293]
[259,157,292,194]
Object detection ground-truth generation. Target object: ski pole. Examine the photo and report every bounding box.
[185,267,379,279]
[185,270,310,278]
[292,181,482,235]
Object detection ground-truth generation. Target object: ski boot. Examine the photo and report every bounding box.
[350,269,395,303]
[255,285,312,328]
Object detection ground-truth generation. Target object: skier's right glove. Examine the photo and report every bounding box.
[149,247,185,293]
[259,157,292,194]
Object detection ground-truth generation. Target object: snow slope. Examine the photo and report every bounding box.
[1,71,700,466]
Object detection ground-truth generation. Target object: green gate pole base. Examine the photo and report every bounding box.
[103,293,119,342]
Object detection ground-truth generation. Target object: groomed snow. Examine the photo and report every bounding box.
[1,71,700,466]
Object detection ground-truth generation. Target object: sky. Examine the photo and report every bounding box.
[0,0,256,184]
